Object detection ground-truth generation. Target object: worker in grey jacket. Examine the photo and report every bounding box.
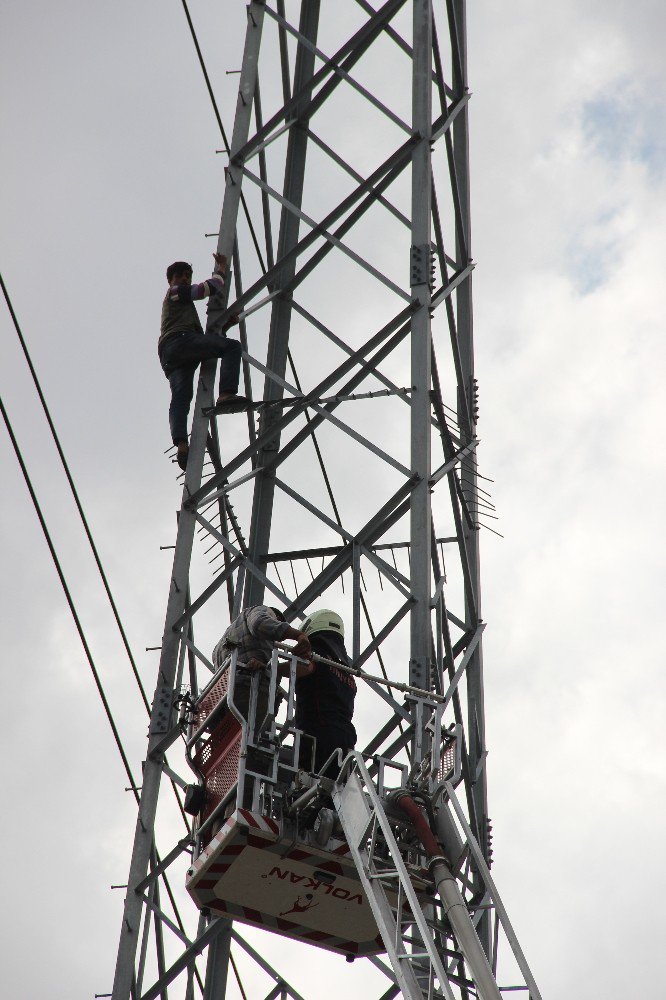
[212,606,313,736]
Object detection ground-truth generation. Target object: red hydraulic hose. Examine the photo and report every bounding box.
[392,791,502,1000]
[394,792,442,857]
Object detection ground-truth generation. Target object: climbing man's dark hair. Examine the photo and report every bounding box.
[166,261,193,283]
[268,607,287,623]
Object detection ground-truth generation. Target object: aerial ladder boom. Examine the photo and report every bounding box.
[333,753,540,1000]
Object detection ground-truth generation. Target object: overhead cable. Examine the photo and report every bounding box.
[1,275,194,831]
[1,393,199,981]
[0,272,150,714]
[180,0,267,273]
[0,392,139,795]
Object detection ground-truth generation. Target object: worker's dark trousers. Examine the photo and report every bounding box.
[159,329,242,444]
[231,668,275,741]
[233,667,281,809]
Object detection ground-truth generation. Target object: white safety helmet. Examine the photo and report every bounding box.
[302,609,345,639]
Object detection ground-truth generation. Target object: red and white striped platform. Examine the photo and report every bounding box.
[186,808,384,956]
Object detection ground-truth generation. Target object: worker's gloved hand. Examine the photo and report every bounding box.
[291,633,312,661]
[223,312,240,330]
[245,657,265,671]
[213,252,227,273]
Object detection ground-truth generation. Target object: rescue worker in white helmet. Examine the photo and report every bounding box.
[296,609,356,777]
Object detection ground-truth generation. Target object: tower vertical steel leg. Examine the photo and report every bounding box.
[202,919,232,1000]
[450,0,491,955]
[110,6,266,997]
[409,0,433,706]
[245,0,321,606]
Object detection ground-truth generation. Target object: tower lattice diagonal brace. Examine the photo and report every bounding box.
[110,3,541,999]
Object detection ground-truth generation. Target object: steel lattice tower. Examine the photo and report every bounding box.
[111,2,540,997]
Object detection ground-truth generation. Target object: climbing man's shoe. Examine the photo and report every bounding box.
[176,444,189,471]
[212,394,249,414]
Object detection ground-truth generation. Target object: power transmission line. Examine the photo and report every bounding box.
[0,273,198,835]
[0,392,206,994]
[0,272,150,714]
[180,0,267,273]
[0,391,138,795]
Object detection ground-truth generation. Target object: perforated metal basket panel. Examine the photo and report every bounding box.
[196,672,229,729]
[438,737,456,781]
[195,712,242,832]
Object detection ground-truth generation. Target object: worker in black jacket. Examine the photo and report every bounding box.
[296,609,356,777]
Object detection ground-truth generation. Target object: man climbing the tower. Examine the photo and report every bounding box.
[158,252,247,471]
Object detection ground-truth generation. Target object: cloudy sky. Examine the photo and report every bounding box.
[1,1,665,998]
